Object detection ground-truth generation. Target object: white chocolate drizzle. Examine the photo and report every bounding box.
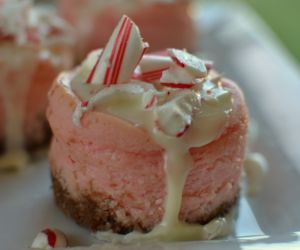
[95,208,235,242]
[70,16,235,242]
[244,153,268,196]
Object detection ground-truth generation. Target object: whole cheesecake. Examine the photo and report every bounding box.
[47,16,247,240]
[0,0,74,165]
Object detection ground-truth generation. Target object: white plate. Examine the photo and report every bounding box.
[1,1,300,250]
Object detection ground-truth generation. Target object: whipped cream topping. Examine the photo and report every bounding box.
[70,16,234,241]
[0,0,73,169]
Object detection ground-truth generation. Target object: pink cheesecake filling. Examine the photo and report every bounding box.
[48,74,247,230]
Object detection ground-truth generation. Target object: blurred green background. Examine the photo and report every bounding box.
[246,0,300,65]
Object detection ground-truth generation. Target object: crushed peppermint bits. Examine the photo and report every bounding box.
[31,228,67,249]
[71,15,230,139]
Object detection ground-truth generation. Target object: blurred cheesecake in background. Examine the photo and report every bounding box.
[59,0,197,62]
[0,0,74,169]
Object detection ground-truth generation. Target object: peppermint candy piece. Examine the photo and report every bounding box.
[160,65,196,89]
[144,94,158,109]
[160,82,194,89]
[155,91,201,137]
[71,49,103,100]
[168,49,207,78]
[31,229,67,249]
[86,15,148,86]
[138,54,172,82]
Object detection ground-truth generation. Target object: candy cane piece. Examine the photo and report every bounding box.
[86,15,148,86]
[176,124,191,138]
[160,82,195,89]
[168,49,207,78]
[31,229,67,249]
[138,54,172,82]
[145,95,158,109]
[160,63,196,89]
[154,91,200,137]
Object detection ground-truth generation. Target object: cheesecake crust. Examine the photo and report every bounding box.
[52,173,238,234]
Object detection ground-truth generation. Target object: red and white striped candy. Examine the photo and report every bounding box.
[167,49,207,78]
[71,49,103,100]
[160,65,196,89]
[138,54,172,82]
[160,82,195,89]
[86,15,148,86]
[31,229,67,249]
[144,94,158,109]
[154,91,200,137]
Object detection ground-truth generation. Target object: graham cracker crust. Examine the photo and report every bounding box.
[52,173,238,234]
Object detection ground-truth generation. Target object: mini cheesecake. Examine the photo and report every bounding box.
[59,0,197,61]
[0,0,74,166]
[47,16,247,240]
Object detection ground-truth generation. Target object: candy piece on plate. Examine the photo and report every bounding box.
[31,229,67,249]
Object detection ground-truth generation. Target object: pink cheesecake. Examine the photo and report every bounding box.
[59,0,197,62]
[0,1,74,158]
[47,16,247,238]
